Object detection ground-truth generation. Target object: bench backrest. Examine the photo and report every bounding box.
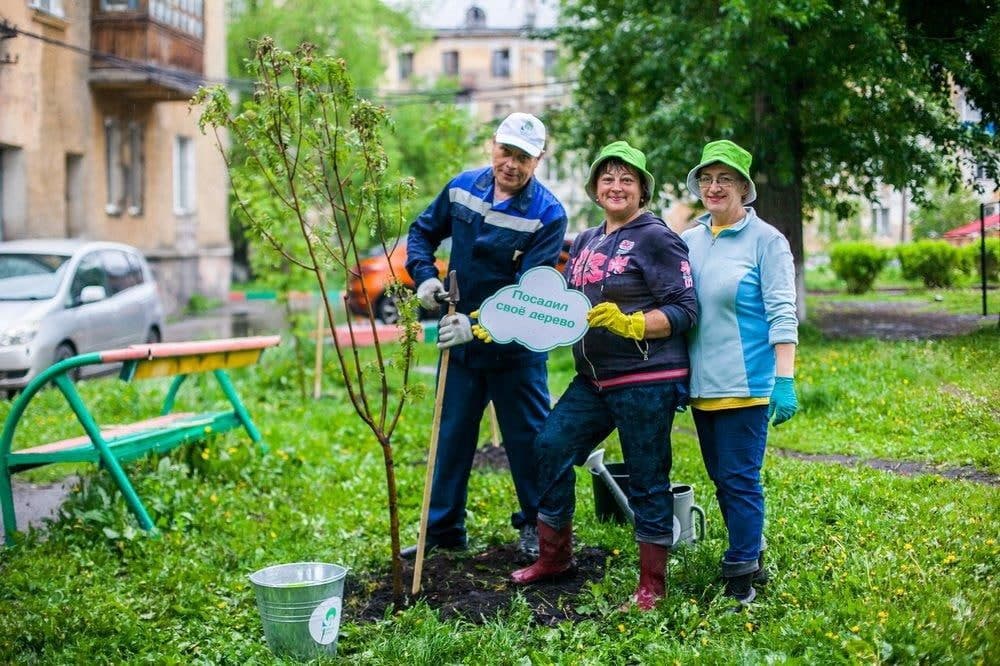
[1,336,281,458]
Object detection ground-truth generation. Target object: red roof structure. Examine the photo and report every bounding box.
[942,213,1000,245]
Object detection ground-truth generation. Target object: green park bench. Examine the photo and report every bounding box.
[0,335,281,544]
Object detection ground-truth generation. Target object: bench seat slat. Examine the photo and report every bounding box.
[10,413,200,455]
[6,411,242,470]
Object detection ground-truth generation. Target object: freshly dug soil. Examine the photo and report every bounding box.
[344,543,610,625]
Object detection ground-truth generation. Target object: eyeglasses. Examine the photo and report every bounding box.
[697,174,740,188]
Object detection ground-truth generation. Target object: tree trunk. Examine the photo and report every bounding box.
[752,88,808,321]
[754,176,806,321]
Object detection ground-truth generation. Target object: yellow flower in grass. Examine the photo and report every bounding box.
[943,553,958,565]
[227,447,237,454]
[617,624,625,633]
[850,625,860,633]
[200,449,210,460]
[209,493,218,504]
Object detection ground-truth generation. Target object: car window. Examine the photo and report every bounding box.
[124,251,146,286]
[0,253,71,300]
[102,249,138,295]
[68,253,108,306]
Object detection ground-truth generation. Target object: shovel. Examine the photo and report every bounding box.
[583,448,634,526]
[412,270,458,595]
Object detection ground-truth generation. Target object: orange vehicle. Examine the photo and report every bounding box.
[346,235,575,324]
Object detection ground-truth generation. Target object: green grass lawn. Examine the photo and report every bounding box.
[0,316,997,663]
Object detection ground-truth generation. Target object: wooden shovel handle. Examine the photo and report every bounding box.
[412,299,456,595]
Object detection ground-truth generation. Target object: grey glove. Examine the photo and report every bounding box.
[437,313,473,349]
[416,278,446,311]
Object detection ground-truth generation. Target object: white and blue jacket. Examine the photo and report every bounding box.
[681,208,798,398]
[407,166,568,368]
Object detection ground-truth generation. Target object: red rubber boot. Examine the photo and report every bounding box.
[630,542,669,611]
[510,521,575,584]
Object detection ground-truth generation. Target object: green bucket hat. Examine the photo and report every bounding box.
[686,139,757,204]
[585,140,656,203]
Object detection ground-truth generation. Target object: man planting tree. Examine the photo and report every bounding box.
[403,113,568,560]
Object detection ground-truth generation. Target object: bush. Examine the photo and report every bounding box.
[961,238,1000,282]
[829,241,888,293]
[896,240,963,288]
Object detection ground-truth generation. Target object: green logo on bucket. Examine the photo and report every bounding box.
[309,596,342,645]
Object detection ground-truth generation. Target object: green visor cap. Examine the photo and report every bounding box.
[585,140,656,202]
[686,139,757,204]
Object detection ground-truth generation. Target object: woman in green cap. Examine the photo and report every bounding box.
[509,140,697,612]
[681,139,799,606]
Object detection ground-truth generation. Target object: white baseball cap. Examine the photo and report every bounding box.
[494,112,546,157]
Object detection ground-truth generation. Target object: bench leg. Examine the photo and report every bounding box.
[56,375,158,534]
[0,467,17,545]
[214,369,268,453]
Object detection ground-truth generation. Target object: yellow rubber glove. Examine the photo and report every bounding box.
[469,310,493,343]
[587,302,645,340]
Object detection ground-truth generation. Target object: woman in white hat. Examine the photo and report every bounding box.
[681,139,799,606]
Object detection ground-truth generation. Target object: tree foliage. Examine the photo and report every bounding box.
[910,181,981,240]
[226,0,475,257]
[555,0,1000,271]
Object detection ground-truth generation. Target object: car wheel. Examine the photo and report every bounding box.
[375,293,401,325]
[145,327,162,344]
[54,343,81,381]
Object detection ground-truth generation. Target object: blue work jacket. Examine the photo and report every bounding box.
[407,166,568,368]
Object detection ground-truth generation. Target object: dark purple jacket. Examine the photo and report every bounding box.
[565,211,697,388]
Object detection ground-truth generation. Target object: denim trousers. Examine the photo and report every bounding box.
[425,358,550,546]
[692,405,768,575]
[535,376,682,547]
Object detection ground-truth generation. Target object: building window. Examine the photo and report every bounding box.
[398,51,414,81]
[126,122,144,216]
[173,135,196,215]
[100,0,138,10]
[465,6,486,28]
[543,49,558,76]
[29,0,64,16]
[149,0,204,38]
[491,49,510,78]
[104,118,144,216]
[442,50,459,76]
[104,118,124,215]
[976,163,990,181]
[871,205,890,237]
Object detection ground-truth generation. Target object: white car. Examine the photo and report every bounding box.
[0,239,165,395]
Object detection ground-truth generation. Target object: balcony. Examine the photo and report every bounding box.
[88,0,205,101]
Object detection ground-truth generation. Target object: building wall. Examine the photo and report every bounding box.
[0,1,93,240]
[0,1,230,314]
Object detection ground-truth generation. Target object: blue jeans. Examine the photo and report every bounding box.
[535,376,682,547]
[425,359,550,546]
[692,405,768,576]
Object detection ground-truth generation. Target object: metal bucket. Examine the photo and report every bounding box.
[248,562,348,660]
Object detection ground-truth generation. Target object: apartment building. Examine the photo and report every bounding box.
[0,0,230,313]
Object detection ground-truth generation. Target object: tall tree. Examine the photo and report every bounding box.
[556,0,1000,313]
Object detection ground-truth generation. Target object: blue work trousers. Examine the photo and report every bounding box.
[535,376,682,547]
[425,358,550,546]
[692,405,768,575]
